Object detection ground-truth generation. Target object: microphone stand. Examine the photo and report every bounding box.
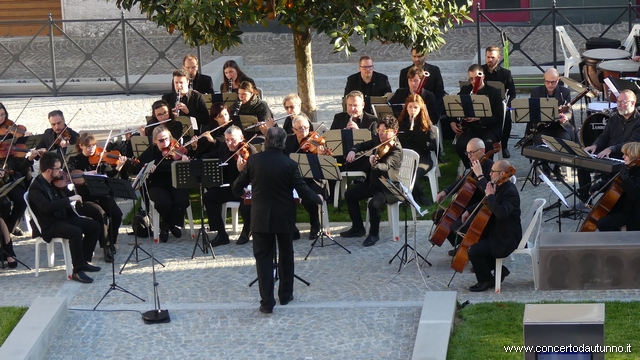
[142,228,170,324]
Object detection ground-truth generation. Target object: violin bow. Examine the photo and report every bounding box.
[295,122,326,153]
[47,108,82,152]
[222,134,257,165]
[352,135,397,162]
[152,125,193,169]
[95,129,114,174]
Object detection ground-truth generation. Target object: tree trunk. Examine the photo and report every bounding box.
[291,26,316,121]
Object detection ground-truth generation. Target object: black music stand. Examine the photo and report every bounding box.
[121,162,165,273]
[83,175,145,310]
[379,176,430,284]
[538,172,570,233]
[289,153,351,259]
[442,94,492,119]
[170,159,222,259]
[0,178,31,270]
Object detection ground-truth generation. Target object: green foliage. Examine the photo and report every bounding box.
[0,307,28,346]
[115,0,471,55]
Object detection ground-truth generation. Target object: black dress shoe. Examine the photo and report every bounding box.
[103,248,113,264]
[83,263,102,272]
[340,227,366,238]
[362,234,380,247]
[293,229,301,240]
[447,249,456,256]
[280,294,294,306]
[211,232,230,247]
[159,230,169,243]
[12,227,24,236]
[7,260,18,269]
[500,266,510,283]
[170,226,182,238]
[308,229,319,240]
[72,271,94,283]
[502,148,511,158]
[110,243,117,255]
[236,233,250,245]
[259,304,273,314]
[469,281,492,292]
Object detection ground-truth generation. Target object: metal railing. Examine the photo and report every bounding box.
[0,13,205,96]
[475,2,640,71]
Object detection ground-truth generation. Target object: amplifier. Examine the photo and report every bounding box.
[538,231,640,290]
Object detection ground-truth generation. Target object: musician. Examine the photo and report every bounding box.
[232,127,323,314]
[182,54,214,94]
[191,102,241,158]
[396,94,437,206]
[220,60,256,93]
[580,89,640,204]
[529,68,575,144]
[340,115,403,247]
[31,110,80,157]
[467,160,521,292]
[143,100,184,140]
[389,65,440,122]
[237,81,274,137]
[68,133,126,263]
[0,217,17,268]
[451,64,503,169]
[28,151,101,283]
[202,125,257,247]
[435,138,492,255]
[281,94,313,135]
[344,56,392,115]
[330,90,378,133]
[0,102,32,137]
[132,126,190,243]
[161,69,209,132]
[284,114,329,240]
[597,142,640,231]
[482,45,516,158]
[399,48,446,118]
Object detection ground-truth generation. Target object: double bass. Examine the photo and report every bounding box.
[429,143,501,248]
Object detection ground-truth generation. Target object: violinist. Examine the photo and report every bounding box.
[132,126,191,243]
[219,60,256,93]
[284,114,329,240]
[389,66,440,122]
[396,94,437,206]
[32,110,79,156]
[435,138,493,255]
[0,102,31,139]
[67,133,127,263]
[343,56,392,115]
[340,115,403,247]
[281,94,313,135]
[237,81,274,137]
[450,64,503,169]
[161,69,209,132]
[27,152,101,283]
[466,160,521,292]
[202,126,257,246]
[596,142,640,231]
[483,46,516,158]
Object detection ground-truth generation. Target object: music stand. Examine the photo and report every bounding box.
[21,134,42,150]
[289,154,351,259]
[170,159,222,259]
[121,162,165,273]
[0,178,31,270]
[222,93,238,109]
[539,172,570,233]
[604,76,640,100]
[460,81,506,99]
[512,98,558,124]
[130,136,150,158]
[175,116,196,137]
[379,176,430,285]
[442,94,492,119]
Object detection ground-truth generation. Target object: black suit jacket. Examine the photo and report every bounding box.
[35,127,80,152]
[344,71,392,114]
[330,112,378,134]
[530,84,575,140]
[232,148,322,233]
[483,180,521,258]
[456,83,504,139]
[444,159,493,208]
[388,87,440,121]
[399,62,445,116]
[27,175,76,241]
[162,90,209,132]
[482,64,516,104]
[191,72,214,95]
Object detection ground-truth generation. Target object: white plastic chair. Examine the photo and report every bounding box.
[556,26,582,78]
[23,192,73,280]
[621,24,640,55]
[333,170,367,208]
[222,201,240,232]
[365,148,420,242]
[149,199,195,243]
[494,198,546,293]
[424,126,441,202]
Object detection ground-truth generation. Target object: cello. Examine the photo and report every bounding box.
[449,166,516,276]
[428,143,501,248]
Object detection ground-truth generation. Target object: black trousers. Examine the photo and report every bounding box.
[299,179,325,232]
[411,151,434,200]
[252,231,294,309]
[596,210,640,231]
[203,187,250,235]
[0,183,27,233]
[501,111,512,148]
[345,184,389,236]
[468,239,497,283]
[148,186,190,231]
[455,129,499,168]
[43,216,100,272]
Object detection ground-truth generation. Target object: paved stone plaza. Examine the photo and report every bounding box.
[1,22,640,359]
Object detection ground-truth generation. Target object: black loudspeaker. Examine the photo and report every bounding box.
[538,232,640,291]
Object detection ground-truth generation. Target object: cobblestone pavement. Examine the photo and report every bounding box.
[1,22,639,360]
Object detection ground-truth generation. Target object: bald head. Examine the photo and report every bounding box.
[545,68,559,78]
[543,68,560,94]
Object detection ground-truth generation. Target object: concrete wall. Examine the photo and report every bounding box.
[530,0,634,25]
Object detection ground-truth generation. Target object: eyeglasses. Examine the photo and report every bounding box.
[225,138,240,144]
[156,111,169,117]
[157,137,171,142]
[359,65,374,70]
[544,79,558,84]
[294,126,309,132]
[464,149,482,156]
[284,106,296,110]
[51,167,62,171]
[379,129,395,134]
[617,100,633,105]
[490,169,502,173]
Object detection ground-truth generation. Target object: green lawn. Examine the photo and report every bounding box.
[0,306,28,346]
[448,301,640,360]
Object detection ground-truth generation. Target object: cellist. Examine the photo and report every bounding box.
[467,160,521,292]
[434,138,493,255]
[596,142,640,231]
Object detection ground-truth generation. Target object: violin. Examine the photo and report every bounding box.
[0,142,29,159]
[352,135,397,162]
[161,139,188,160]
[450,165,516,275]
[0,119,28,138]
[223,134,257,164]
[52,170,86,189]
[299,131,333,156]
[375,139,395,160]
[87,147,139,166]
[54,129,71,146]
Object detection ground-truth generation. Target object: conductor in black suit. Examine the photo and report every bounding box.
[232,127,323,314]
[344,55,392,115]
[467,160,521,292]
